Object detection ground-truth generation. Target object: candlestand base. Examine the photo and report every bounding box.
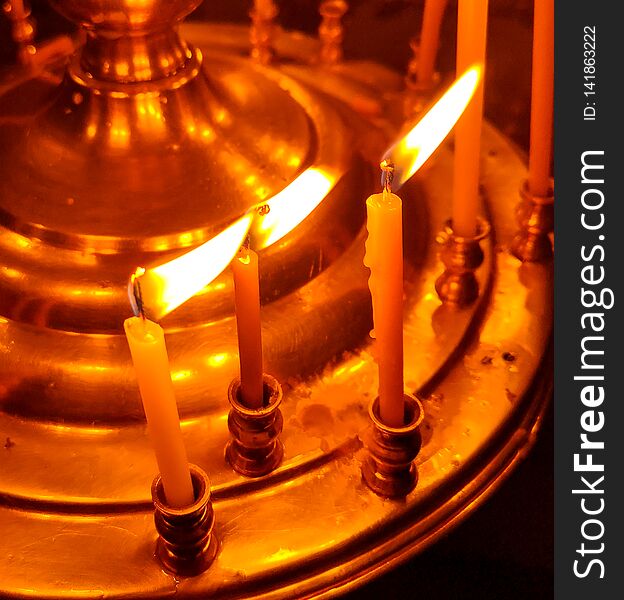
[435,217,491,307]
[226,374,284,477]
[511,179,554,263]
[152,464,218,577]
[362,395,424,498]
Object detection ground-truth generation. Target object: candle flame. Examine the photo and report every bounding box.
[127,167,336,320]
[132,63,477,320]
[251,167,336,248]
[383,65,481,188]
[130,214,253,320]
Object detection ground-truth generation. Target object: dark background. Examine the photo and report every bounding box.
[1,1,553,598]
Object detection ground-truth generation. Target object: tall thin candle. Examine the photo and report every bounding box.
[364,164,405,428]
[124,316,194,508]
[528,0,554,197]
[452,0,489,238]
[232,246,264,409]
[254,0,275,17]
[417,0,448,86]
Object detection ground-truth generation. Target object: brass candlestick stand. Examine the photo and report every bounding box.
[151,464,218,576]
[226,374,284,477]
[511,179,554,262]
[319,0,348,65]
[435,217,491,307]
[362,394,424,498]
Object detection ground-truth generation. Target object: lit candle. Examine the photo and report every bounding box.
[232,245,264,409]
[124,315,194,508]
[452,0,489,237]
[364,163,405,428]
[417,0,448,86]
[528,0,554,197]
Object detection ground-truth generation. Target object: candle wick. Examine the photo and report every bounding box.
[380,159,395,200]
[128,268,146,320]
[238,236,252,264]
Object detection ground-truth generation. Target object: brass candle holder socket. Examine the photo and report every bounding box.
[362,394,424,498]
[151,464,218,577]
[226,374,284,477]
[435,217,491,307]
[403,37,441,119]
[511,179,554,262]
[249,3,278,65]
[319,0,348,65]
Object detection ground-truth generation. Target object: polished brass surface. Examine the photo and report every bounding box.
[362,394,424,498]
[511,178,555,262]
[435,217,491,307]
[152,464,219,576]
[226,374,284,477]
[0,14,552,600]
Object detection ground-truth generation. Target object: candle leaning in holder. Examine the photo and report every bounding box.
[250,0,278,65]
[364,161,406,429]
[124,272,194,509]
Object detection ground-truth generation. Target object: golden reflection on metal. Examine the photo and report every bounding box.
[0,8,551,598]
[435,217,491,307]
[384,65,481,188]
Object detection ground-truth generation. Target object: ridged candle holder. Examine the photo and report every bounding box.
[226,374,284,477]
[511,179,554,262]
[435,217,491,307]
[362,394,424,498]
[151,464,218,577]
[249,2,278,65]
[319,0,348,65]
